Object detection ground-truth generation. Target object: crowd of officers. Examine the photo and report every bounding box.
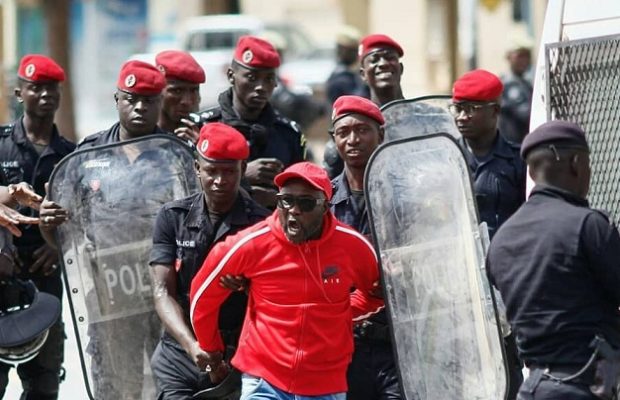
[0,25,616,400]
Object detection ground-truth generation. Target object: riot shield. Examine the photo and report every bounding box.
[48,135,199,400]
[365,133,507,400]
[381,96,459,142]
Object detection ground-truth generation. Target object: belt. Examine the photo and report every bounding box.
[528,364,596,386]
[354,321,392,344]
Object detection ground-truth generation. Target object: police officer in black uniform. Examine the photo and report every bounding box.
[149,122,268,399]
[330,96,404,400]
[155,50,205,144]
[450,69,526,400]
[197,35,306,210]
[450,69,526,239]
[38,60,168,400]
[325,26,370,105]
[487,120,620,400]
[499,40,533,144]
[0,54,74,400]
[323,34,405,179]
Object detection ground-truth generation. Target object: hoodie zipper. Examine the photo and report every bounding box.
[290,244,310,390]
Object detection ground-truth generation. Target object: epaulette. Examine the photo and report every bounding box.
[0,124,14,137]
[77,131,104,147]
[593,209,612,225]
[197,107,222,122]
[274,115,301,134]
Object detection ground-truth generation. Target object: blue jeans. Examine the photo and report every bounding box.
[241,374,346,400]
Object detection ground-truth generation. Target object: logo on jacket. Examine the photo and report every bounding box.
[322,265,340,284]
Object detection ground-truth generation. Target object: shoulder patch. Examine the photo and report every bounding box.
[0,124,14,137]
[275,115,301,134]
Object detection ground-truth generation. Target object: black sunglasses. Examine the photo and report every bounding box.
[276,194,326,212]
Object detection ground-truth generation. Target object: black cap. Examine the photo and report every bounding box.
[521,120,589,160]
[0,279,61,348]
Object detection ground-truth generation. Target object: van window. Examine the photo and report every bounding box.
[186,30,250,51]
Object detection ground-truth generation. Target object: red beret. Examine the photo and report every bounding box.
[358,34,404,60]
[274,162,333,200]
[196,123,250,161]
[332,95,384,125]
[18,54,65,82]
[117,60,166,96]
[452,69,503,102]
[155,50,206,84]
[234,35,281,69]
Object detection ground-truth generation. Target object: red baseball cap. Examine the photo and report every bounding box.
[155,50,206,84]
[233,35,281,69]
[18,54,65,82]
[117,60,166,96]
[332,95,384,125]
[452,69,503,102]
[358,34,404,61]
[274,162,333,200]
[196,123,250,161]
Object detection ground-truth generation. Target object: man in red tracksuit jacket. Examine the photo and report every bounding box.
[190,161,384,399]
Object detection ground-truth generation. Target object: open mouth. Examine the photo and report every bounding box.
[287,219,301,234]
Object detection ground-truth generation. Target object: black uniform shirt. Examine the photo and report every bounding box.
[150,190,269,329]
[326,63,370,104]
[459,133,526,238]
[198,88,306,167]
[0,118,75,252]
[487,185,620,366]
[331,173,389,329]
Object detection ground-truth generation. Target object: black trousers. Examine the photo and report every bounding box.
[347,339,402,400]
[151,337,211,400]
[517,374,597,400]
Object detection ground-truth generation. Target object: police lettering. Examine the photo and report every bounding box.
[102,262,151,303]
[175,239,196,248]
[0,161,19,168]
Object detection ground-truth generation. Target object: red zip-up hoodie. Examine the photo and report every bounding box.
[190,211,383,395]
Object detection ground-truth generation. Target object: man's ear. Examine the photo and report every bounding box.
[227,68,235,85]
[399,62,404,76]
[14,87,22,102]
[378,126,385,144]
[359,65,368,83]
[194,160,201,177]
[240,160,247,177]
[570,153,581,176]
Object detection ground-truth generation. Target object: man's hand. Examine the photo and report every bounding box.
[194,348,228,385]
[38,198,69,231]
[8,182,43,210]
[176,118,200,144]
[219,274,249,292]
[245,158,284,187]
[188,341,212,371]
[0,203,39,237]
[29,244,58,276]
[250,185,278,209]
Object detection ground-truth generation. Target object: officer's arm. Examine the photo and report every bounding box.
[350,237,385,321]
[583,212,620,305]
[190,236,249,352]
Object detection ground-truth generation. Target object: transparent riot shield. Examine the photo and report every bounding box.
[365,133,507,400]
[48,135,199,400]
[381,96,459,142]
